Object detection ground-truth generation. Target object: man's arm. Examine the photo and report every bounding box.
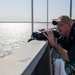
[52,43,69,62]
[43,29,70,62]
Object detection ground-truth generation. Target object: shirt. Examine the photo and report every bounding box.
[54,23,75,65]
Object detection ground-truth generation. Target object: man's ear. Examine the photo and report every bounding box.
[68,24,71,29]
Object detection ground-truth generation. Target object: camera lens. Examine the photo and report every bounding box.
[32,31,47,40]
[52,20,57,25]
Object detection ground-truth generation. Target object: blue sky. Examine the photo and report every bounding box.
[0,0,75,22]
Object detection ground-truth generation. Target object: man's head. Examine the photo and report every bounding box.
[52,15,73,37]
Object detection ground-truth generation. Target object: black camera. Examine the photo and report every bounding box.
[32,31,47,40]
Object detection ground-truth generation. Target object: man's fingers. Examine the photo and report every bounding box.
[43,32,48,37]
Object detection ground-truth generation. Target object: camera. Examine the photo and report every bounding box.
[32,31,47,40]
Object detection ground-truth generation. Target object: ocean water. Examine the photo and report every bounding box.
[0,23,54,58]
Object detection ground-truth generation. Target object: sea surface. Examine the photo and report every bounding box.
[0,23,54,57]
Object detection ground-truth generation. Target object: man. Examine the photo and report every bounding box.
[43,15,75,66]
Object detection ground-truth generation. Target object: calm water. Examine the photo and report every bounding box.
[0,23,54,57]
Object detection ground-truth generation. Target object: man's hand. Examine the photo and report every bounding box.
[43,29,56,46]
[39,28,45,31]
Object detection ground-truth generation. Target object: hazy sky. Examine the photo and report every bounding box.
[0,0,75,22]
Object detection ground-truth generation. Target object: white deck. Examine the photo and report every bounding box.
[0,40,48,75]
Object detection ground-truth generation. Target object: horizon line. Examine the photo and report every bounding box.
[0,21,52,23]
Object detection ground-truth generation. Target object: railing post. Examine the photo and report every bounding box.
[49,45,53,75]
[70,0,72,18]
[47,0,49,29]
[31,0,34,38]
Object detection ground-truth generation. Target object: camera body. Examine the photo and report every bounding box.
[32,31,47,40]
